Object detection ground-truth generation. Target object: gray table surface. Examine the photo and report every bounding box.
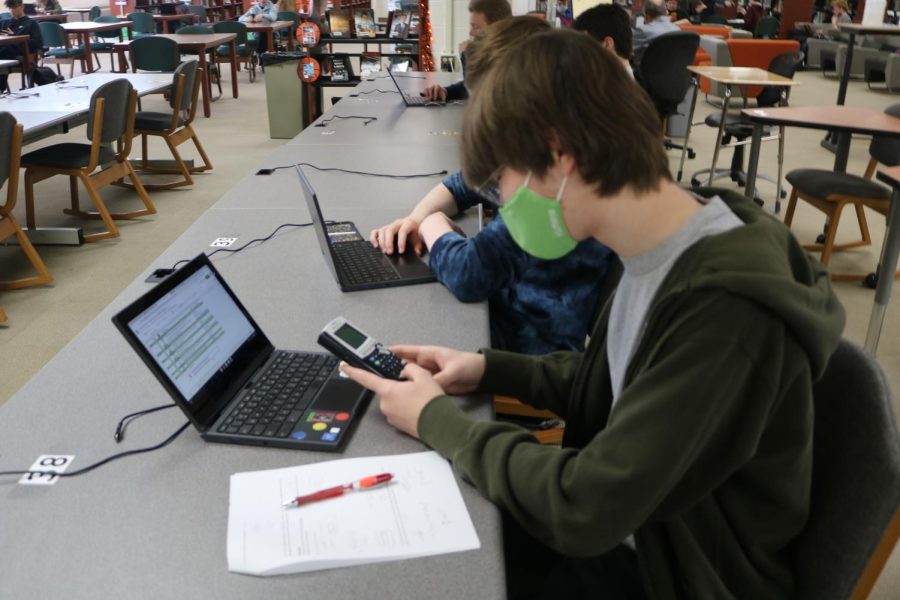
[0,77,502,599]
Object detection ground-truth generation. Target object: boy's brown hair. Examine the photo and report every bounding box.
[462,29,671,197]
[465,16,552,92]
[468,0,512,24]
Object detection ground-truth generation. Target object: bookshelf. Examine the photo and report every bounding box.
[204,0,244,22]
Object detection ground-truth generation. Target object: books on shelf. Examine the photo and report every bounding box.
[327,8,351,38]
[353,8,376,38]
[388,9,411,39]
[329,53,353,82]
[360,52,382,77]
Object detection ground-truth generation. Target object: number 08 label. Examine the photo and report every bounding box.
[19,455,75,485]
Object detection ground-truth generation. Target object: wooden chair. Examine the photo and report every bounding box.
[21,79,155,242]
[130,60,212,190]
[795,339,900,600]
[494,396,564,445]
[212,20,255,83]
[0,112,51,290]
[784,102,900,285]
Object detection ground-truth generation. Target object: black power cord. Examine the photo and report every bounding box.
[0,420,190,480]
[260,162,448,179]
[114,403,177,442]
[349,89,399,97]
[170,221,314,271]
[315,115,378,127]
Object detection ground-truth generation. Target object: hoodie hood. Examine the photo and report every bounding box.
[675,188,846,379]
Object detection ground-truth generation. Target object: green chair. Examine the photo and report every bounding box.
[88,6,100,20]
[276,10,299,49]
[132,60,212,190]
[126,11,156,38]
[212,20,254,82]
[39,21,87,77]
[0,11,12,19]
[755,15,780,39]
[90,15,124,71]
[176,25,221,96]
[128,35,179,72]
[21,79,155,242]
[0,112,52,290]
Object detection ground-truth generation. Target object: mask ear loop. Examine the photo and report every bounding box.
[523,171,533,188]
[556,176,568,202]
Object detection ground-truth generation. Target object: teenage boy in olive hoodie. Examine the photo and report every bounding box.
[342,30,845,599]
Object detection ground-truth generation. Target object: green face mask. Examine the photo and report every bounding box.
[498,173,577,260]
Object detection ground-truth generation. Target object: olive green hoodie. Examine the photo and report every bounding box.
[417,190,846,598]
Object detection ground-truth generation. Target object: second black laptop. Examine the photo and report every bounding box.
[296,165,436,292]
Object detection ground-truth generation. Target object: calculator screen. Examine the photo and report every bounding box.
[335,323,367,349]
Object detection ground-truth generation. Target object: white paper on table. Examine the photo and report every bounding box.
[227,451,481,576]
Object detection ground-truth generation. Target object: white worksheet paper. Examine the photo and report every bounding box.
[227,451,481,576]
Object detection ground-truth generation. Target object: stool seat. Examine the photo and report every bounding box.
[786,169,891,201]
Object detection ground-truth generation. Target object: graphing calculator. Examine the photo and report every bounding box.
[318,317,406,380]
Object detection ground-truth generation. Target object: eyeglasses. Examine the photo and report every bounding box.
[475,168,502,206]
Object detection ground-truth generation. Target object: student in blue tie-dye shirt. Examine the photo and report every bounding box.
[370,17,615,355]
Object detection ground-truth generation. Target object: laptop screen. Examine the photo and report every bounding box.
[296,165,341,280]
[126,265,255,402]
[113,255,274,429]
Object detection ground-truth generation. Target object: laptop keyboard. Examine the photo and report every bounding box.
[333,242,401,285]
[404,93,431,106]
[217,351,338,438]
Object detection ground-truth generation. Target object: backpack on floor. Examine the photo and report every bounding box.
[29,66,64,87]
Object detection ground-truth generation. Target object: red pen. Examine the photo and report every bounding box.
[283,473,394,507]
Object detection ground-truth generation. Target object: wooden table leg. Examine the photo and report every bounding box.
[82,32,95,73]
[161,20,169,34]
[197,45,211,117]
[287,27,294,50]
[230,40,238,99]
[19,40,30,89]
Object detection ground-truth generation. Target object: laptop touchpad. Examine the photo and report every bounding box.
[311,378,367,413]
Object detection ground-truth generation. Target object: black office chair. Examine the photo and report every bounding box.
[636,31,700,170]
[794,339,900,600]
[690,50,803,206]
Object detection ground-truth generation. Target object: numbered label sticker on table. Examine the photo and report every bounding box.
[18,455,75,485]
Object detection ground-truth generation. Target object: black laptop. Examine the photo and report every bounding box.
[112,254,371,452]
[386,67,446,107]
[296,165,436,292]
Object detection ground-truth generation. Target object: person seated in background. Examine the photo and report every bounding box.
[421,0,512,102]
[344,27,845,600]
[0,0,41,92]
[690,0,716,23]
[239,0,277,52]
[737,0,764,34]
[371,16,614,356]
[830,0,851,26]
[666,0,689,21]
[573,3,634,75]
[34,0,62,14]
[632,0,679,64]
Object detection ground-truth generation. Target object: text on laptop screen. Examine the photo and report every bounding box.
[127,265,254,401]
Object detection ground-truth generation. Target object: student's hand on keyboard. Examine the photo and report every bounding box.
[370,217,426,256]
[422,84,448,102]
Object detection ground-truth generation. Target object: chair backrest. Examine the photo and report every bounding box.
[637,31,700,119]
[94,14,123,39]
[0,111,17,191]
[869,102,900,168]
[755,50,803,107]
[38,20,66,47]
[0,11,11,20]
[794,339,900,600]
[177,25,213,35]
[701,13,728,24]
[277,10,299,36]
[130,35,179,72]
[87,78,133,144]
[755,15,780,38]
[88,6,101,20]
[127,11,155,35]
[212,20,247,45]
[170,59,199,114]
